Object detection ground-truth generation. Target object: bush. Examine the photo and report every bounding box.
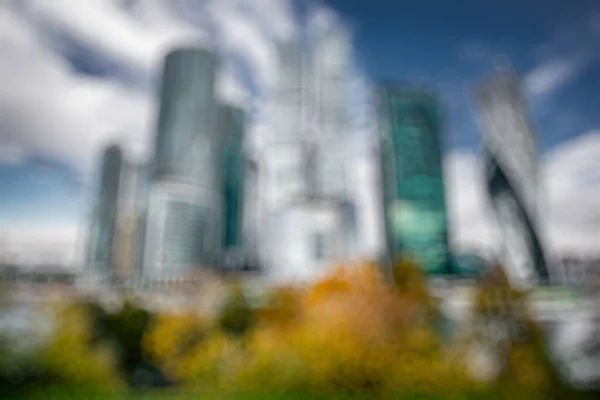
[233,263,479,397]
[216,283,256,337]
[32,302,123,388]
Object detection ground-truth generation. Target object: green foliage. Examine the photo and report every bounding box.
[217,283,255,337]
[80,298,156,381]
[105,300,153,376]
[31,303,123,387]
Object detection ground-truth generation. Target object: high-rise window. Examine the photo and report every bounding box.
[376,86,450,275]
[313,232,326,261]
[162,201,206,266]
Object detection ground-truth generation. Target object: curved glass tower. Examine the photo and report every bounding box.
[140,48,224,283]
[153,48,219,184]
[475,68,550,286]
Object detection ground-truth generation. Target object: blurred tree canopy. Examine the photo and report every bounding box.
[472,265,575,399]
[217,283,256,337]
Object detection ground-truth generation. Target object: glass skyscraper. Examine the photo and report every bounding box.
[140,48,224,282]
[221,105,246,249]
[474,68,550,286]
[86,144,124,279]
[376,85,451,275]
[152,48,219,184]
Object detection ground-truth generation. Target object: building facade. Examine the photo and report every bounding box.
[113,161,145,283]
[264,199,347,283]
[312,23,351,198]
[140,48,224,284]
[474,68,550,287]
[86,144,124,280]
[259,25,356,279]
[221,105,247,267]
[376,85,451,275]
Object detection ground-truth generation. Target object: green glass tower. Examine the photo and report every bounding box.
[221,105,246,249]
[376,85,451,274]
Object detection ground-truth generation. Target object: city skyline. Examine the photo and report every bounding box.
[1,0,599,269]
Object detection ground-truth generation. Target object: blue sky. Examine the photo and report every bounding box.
[0,0,599,264]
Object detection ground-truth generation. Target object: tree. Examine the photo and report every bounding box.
[217,283,255,337]
[471,265,573,399]
[32,303,122,388]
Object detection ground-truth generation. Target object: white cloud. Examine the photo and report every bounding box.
[207,0,279,92]
[21,0,207,74]
[543,131,600,256]
[524,53,591,98]
[0,141,29,165]
[0,223,82,267]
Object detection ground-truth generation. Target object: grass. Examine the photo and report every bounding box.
[2,385,507,400]
[5,383,597,400]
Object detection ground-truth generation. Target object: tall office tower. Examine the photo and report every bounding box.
[312,23,352,198]
[265,40,309,210]
[113,161,144,284]
[221,105,246,262]
[141,48,224,283]
[259,35,351,281]
[474,68,549,287]
[86,144,124,281]
[376,85,451,275]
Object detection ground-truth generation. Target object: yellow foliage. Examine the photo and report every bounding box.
[142,262,481,396]
[142,312,211,383]
[235,262,478,395]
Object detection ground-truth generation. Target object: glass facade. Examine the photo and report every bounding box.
[140,48,225,282]
[475,69,549,286]
[222,105,246,249]
[313,24,350,198]
[87,144,123,276]
[377,86,451,274]
[162,200,207,266]
[272,41,304,145]
[153,48,219,185]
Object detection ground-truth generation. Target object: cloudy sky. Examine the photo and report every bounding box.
[0,0,599,267]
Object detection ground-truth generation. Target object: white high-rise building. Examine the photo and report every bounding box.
[312,23,352,198]
[263,41,309,211]
[259,20,356,282]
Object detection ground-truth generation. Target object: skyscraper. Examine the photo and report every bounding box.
[376,85,451,275]
[259,30,354,280]
[86,144,124,280]
[474,67,550,286]
[264,40,309,210]
[312,23,351,198]
[113,161,144,284]
[221,105,246,250]
[140,48,225,283]
[152,48,220,183]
